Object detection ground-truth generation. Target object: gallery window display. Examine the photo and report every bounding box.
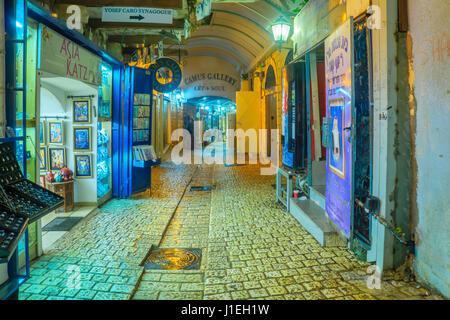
[97,63,113,202]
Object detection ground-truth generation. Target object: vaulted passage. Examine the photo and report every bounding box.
[1,0,448,303]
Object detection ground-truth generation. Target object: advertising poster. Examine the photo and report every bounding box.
[324,18,353,238]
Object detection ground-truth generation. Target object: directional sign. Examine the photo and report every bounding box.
[102,7,173,24]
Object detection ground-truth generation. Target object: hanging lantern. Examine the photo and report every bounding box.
[271,16,292,45]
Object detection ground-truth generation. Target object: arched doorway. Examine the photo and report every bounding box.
[265,65,277,156]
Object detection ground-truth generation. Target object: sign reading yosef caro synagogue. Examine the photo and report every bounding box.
[102,7,173,24]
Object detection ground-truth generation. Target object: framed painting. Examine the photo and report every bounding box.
[144,94,151,106]
[73,99,91,124]
[49,147,66,171]
[74,154,93,178]
[40,120,46,145]
[39,175,46,188]
[39,147,48,171]
[48,120,64,145]
[73,127,92,152]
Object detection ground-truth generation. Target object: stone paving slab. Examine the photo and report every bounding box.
[20,159,445,300]
[21,162,197,300]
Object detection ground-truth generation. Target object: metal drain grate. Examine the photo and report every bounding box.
[143,248,202,270]
[190,186,216,191]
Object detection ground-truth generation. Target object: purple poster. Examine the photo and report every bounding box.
[325,19,353,238]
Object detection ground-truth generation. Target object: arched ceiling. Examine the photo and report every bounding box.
[35,0,308,71]
[187,0,300,73]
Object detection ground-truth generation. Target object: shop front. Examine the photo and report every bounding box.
[284,0,380,263]
[0,2,128,295]
[37,25,113,207]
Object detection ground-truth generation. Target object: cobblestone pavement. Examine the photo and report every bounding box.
[20,159,444,300]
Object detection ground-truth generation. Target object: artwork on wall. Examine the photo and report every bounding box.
[73,127,92,152]
[133,94,151,106]
[73,99,91,124]
[144,94,151,106]
[49,147,66,171]
[74,154,93,178]
[329,104,345,178]
[48,120,64,145]
[40,120,46,145]
[39,175,46,188]
[39,147,48,171]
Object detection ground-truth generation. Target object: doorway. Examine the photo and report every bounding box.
[265,65,277,157]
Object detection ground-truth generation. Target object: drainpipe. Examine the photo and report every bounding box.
[0,0,6,139]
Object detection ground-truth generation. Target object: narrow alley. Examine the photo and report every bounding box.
[0,0,448,307]
[17,154,443,300]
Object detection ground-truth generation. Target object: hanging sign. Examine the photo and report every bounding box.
[150,57,182,93]
[102,7,173,24]
[39,26,101,86]
[293,0,346,59]
[324,18,353,238]
[196,0,211,21]
[182,56,240,102]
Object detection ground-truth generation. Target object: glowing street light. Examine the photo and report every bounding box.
[271,16,291,48]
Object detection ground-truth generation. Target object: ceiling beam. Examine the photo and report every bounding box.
[54,0,183,9]
[123,47,188,57]
[88,18,185,30]
[108,34,180,45]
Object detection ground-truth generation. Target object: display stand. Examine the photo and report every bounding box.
[46,181,75,212]
[133,158,161,169]
[276,166,294,211]
[129,67,154,195]
[0,142,64,300]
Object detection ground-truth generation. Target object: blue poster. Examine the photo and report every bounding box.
[329,105,344,177]
[325,18,353,238]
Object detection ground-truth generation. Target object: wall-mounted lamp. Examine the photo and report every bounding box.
[271,16,291,49]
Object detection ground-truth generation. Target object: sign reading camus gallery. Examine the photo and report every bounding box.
[39,26,102,86]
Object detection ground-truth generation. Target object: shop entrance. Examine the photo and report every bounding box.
[265,65,277,157]
[36,65,113,251]
[307,44,327,196]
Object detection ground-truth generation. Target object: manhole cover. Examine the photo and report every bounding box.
[190,186,216,191]
[144,248,202,270]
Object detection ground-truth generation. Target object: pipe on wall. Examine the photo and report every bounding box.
[0,0,6,138]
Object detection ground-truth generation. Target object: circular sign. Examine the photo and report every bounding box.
[150,57,182,93]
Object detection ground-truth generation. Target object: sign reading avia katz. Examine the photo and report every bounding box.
[102,7,173,24]
[40,26,101,86]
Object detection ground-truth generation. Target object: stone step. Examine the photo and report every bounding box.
[289,197,345,247]
[310,185,326,210]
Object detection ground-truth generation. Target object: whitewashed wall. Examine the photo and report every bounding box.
[408,0,450,298]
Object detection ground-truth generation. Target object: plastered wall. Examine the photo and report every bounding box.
[408,0,450,298]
